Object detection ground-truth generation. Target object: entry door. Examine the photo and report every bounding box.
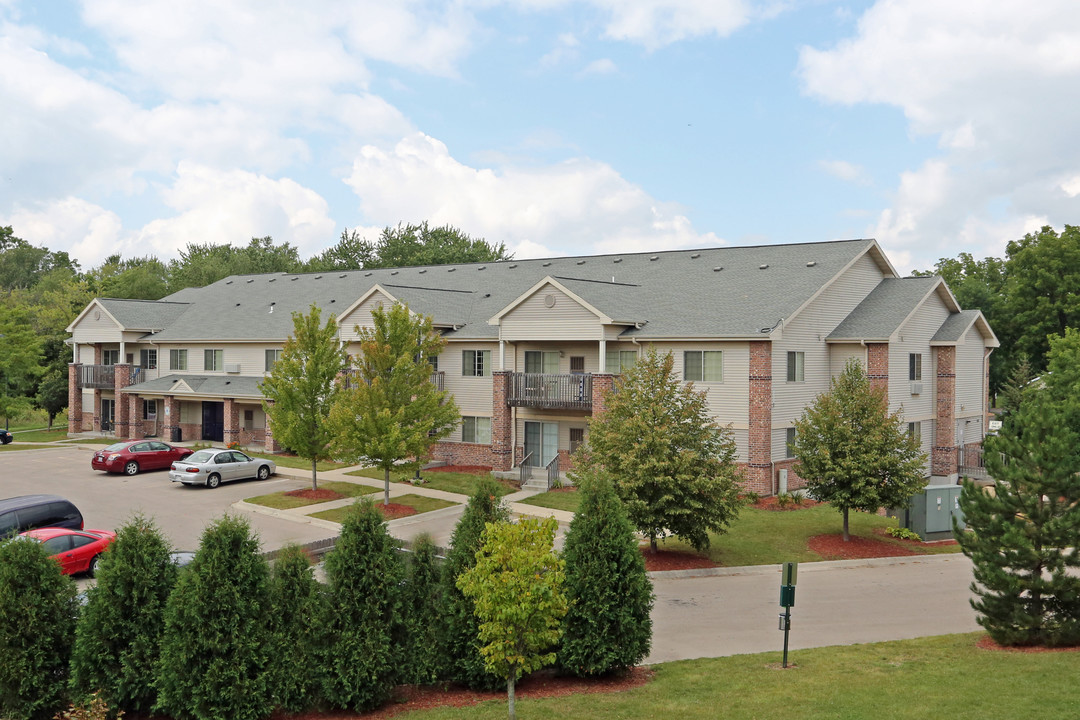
[101,399,115,432]
[524,421,558,467]
[202,402,224,442]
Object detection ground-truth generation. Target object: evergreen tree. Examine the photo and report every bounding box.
[957,390,1080,646]
[321,500,404,711]
[793,359,928,541]
[559,468,653,676]
[268,544,325,713]
[70,515,178,713]
[440,477,509,690]
[0,535,77,720]
[156,516,274,720]
[578,346,742,551]
[401,534,444,686]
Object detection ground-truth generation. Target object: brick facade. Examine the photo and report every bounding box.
[68,363,82,434]
[112,364,132,438]
[126,393,142,439]
[932,345,957,476]
[490,370,512,471]
[430,440,506,467]
[771,459,808,493]
[746,340,773,495]
[866,342,889,394]
[591,373,615,416]
[223,398,241,446]
[162,395,181,443]
[263,401,281,453]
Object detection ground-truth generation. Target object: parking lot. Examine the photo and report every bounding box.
[0,445,337,552]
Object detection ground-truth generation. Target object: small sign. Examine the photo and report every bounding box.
[164,406,170,417]
[988,420,1002,431]
[782,561,798,586]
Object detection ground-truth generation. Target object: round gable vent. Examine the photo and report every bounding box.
[544,294,557,308]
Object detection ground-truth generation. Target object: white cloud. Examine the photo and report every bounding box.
[589,0,752,48]
[799,0,1080,271]
[4,198,125,266]
[578,58,617,76]
[820,159,870,185]
[344,133,722,255]
[539,32,580,67]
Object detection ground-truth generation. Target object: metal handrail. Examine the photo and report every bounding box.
[519,452,534,487]
[545,453,560,490]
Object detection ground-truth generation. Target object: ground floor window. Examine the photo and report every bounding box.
[461,416,492,444]
[143,399,157,420]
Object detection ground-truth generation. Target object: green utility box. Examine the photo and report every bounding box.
[896,485,965,541]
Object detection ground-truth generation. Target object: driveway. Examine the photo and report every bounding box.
[0,445,336,551]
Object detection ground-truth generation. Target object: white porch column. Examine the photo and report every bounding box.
[72,342,79,363]
[119,341,126,364]
[499,339,506,371]
[598,339,607,372]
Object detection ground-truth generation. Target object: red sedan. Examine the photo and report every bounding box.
[21,527,116,576]
[91,440,193,476]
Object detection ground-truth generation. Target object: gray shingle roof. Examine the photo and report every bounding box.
[122,374,264,399]
[98,299,191,331]
[932,310,983,343]
[826,277,940,341]
[148,239,882,341]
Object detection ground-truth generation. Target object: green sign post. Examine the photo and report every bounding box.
[779,561,797,668]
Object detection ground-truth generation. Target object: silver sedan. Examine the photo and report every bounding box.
[169,449,276,489]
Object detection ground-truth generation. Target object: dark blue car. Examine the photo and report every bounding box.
[0,429,12,445]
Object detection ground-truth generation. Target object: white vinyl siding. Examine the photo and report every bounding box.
[955,325,988,423]
[889,296,950,415]
[829,343,865,379]
[684,350,723,382]
[337,290,395,342]
[69,304,123,343]
[442,342,497,415]
[461,416,492,444]
[170,349,187,371]
[499,284,604,342]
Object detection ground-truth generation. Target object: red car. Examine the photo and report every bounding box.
[20,527,116,576]
[91,440,193,476]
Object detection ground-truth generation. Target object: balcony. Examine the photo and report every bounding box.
[508,373,592,411]
[78,364,115,389]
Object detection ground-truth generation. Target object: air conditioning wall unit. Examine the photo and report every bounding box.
[224,363,242,374]
[910,382,923,395]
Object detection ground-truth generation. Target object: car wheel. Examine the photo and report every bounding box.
[124,461,140,476]
[89,555,101,577]
[206,473,221,489]
[257,465,270,480]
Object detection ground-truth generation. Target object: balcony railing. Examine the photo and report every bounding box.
[431,370,445,392]
[508,373,592,411]
[79,364,115,389]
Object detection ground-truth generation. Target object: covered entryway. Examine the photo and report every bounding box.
[201,401,224,442]
[100,398,115,433]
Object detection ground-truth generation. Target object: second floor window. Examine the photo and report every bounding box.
[909,353,922,381]
[205,349,224,372]
[462,416,492,444]
[908,421,921,442]
[140,349,157,369]
[170,349,187,371]
[684,350,723,382]
[102,349,119,366]
[265,349,283,372]
[462,350,491,377]
[606,349,638,374]
[787,351,805,382]
[525,350,559,374]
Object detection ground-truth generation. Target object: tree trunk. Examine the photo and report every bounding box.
[843,507,850,542]
[384,466,391,506]
[650,534,658,552]
[507,677,516,720]
[311,458,318,492]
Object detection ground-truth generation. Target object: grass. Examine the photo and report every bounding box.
[256,453,350,472]
[654,503,962,567]
[0,443,60,452]
[245,480,379,509]
[518,487,581,513]
[60,437,120,445]
[346,467,517,497]
[10,428,69,442]
[308,493,458,523]
[381,633,1079,720]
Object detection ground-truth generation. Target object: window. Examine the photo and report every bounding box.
[102,349,119,366]
[570,427,585,454]
[170,349,187,371]
[244,410,254,430]
[909,353,922,381]
[684,350,723,382]
[143,400,157,420]
[525,350,559,374]
[265,349,283,372]
[908,421,921,442]
[204,349,224,372]
[787,351,805,382]
[462,350,491,377]
[140,348,157,369]
[428,355,439,371]
[461,416,492,444]
[606,349,638,373]
[786,428,797,458]
[570,356,585,374]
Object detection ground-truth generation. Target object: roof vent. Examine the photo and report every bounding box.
[713,266,723,272]
[806,261,817,267]
[290,277,298,281]
[365,272,373,277]
[576,260,586,265]
[391,271,398,275]
[314,275,322,279]
[650,256,658,261]
[339,274,347,278]
[759,264,769,270]
[483,293,491,298]
[235,303,241,307]
[447,268,456,272]
[419,269,427,274]
[543,262,552,267]
[478,266,486,271]
[226,280,233,284]
[268,278,276,282]
[613,258,622,263]
[691,253,701,259]
[246,279,254,283]
[330,299,336,303]
[509,264,518,269]
[270,302,276,306]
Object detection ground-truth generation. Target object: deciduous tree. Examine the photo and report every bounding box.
[577,346,742,551]
[793,359,927,541]
[367,222,510,268]
[457,517,567,720]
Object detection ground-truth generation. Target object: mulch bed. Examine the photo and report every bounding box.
[750,495,823,511]
[808,533,920,560]
[281,667,653,720]
[639,547,720,572]
[976,635,1080,653]
[284,489,344,501]
[872,527,959,547]
[375,503,417,521]
[426,465,493,474]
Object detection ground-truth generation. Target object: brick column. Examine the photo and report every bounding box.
[264,400,282,453]
[223,398,240,446]
[112,363,132,438]
[866,342,889,395]
[162,395,181,442]
[68,363,82,434]
[932,346,957,477]
[126,394,142,439]
[591,373,614,416]
[747,341,773,495]
[490,370,512,471]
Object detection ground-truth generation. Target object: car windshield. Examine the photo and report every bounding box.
[185,450,216,463]
[104,443,129,452]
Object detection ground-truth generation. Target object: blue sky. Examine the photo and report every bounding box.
[3,1,1079,275]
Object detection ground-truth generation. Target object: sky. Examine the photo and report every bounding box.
[2,1,1079,275]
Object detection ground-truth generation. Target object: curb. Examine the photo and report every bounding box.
[647,552,968,580]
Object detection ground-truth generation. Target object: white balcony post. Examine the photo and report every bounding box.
[119,341,126,364]
[72,342,79,363]
[598,339,607,372]
[499,339,506,371]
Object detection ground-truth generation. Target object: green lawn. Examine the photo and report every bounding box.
[60,437,120,445]
[258,453,350,472]
[245,481,379,510]
[383,634,1079,720]
[0,443,59,452]
[10,428,69,442]
[346,467,517,497]
[655,503,962,567]
[308,493,458,523]
[518,488,581,513]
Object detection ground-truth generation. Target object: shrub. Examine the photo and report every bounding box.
[156,516,274,720]
[54,693,118,720]
[887,526,922,541]
[400,535,443,686]
[268,545,325,712]
[70,515,178,714]
[321,500,404,711]
[741,491,761,506]
[440,477,509,690]
[0,536,78,720]
[559,468,653,677]
[775,492,795,508]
